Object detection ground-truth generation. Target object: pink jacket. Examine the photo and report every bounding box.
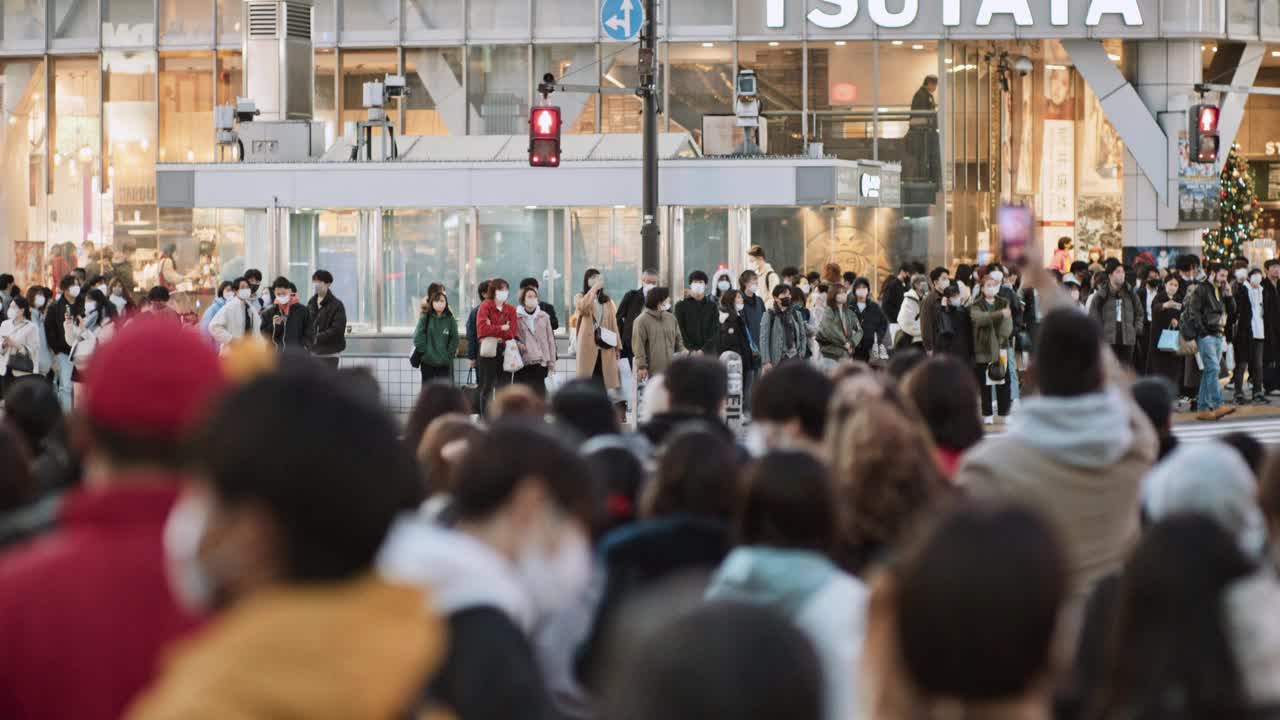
[517,306,557,367]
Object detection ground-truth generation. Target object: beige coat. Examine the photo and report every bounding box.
[631,308,684,376]
[574,291,620,389]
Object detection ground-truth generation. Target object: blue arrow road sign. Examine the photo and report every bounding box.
[601,0,643,41]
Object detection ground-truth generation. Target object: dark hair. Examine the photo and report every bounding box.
[1220,433,1266,478]
[929,266,949,284]
[602,602,824,720]
[748,245,767,259]
[148,286,171,303]
[1069,261,1089,275]
[1034,309,1102,397]
[806,271,820,285]
[842,271,857,286]
[1206,261,1226,277]
[772,284,791,299]
[941,285,961,301]
[583,268,610,304]
[780,266,800,279]
[484,278,510,301]
[1058,237,1072,250]
[897,261,915,274]
[896,504,1067,701]
[452,420,594,524]
[7,296,30,320]
[1093,514,1254,719]
[664,356,728,418]
[688,270,709,284]
[0,423,35,513]
[825,284,845,309]
[516,286,539,309]
[644,287,670,311]
[1176,254,1201,273]
[404,379,470,450]
[244,268,263,283]
[648,425,738,520]
[583,441,646,538]
[789,285,805,305]
[311,270,334,285]
[720,289,740,312]
[735,451,837,553]
[82,289,117,322]
[886,345,927,382]
[59,274,78,292]
[853,277,872,293]
[2,377,63,457]
[1266,259,1280,270]
[271,276,292,291]
[0,274,12,290]
[216,280,234,298]
[520,277,540,290]
[476,279,491,302]
[903,356,984,453]
[1131,376,1177,433]
[739,270,758,288]
[751,362,832,442]
[1103,258,1122,273]
[551,379,620,439]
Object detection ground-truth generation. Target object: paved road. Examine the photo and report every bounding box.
[1172,416,1280,445]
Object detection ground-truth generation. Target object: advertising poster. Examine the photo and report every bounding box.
[1079,86,1123,195]
[1040,120,1075,223]
[14,242,44,291]
[1177,132,1220,224]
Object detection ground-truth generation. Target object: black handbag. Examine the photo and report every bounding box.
[6,351,34,375]
[409,348,423,369]
[461,368,481,414]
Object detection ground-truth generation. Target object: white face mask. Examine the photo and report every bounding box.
[988,271,1004,284]
[223,290,235,301]
[84,301,97,313]
[855,288,869,301]
[717,280,731,292]
[275,294,291,305]
[515,521,591,619]
[95,284,107,294]
[34,295,46,309]
[68,285,81,298]
[109,295,126,310]
[798,282,810,295]
[6,306,19,321]
[836,294,849,305]
[690,282,706,296]
[936,278,950,291]
[163,492,217,613]
[950,298,964,308]
[735,301,745,312]
[1251,275,1263,287]
[1236,269,1249,282]
[237,288,251,300]
[111,287,123,297]
[495,289,509,304]
[641,282,656,294]
[524,298,539,311]
[661,301,672,312]
[982,285,999,298]
[313,283,326,296]
[432,301,447,313]
[744,284,756,296]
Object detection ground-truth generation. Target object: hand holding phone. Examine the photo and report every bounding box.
[998,204,1034,270]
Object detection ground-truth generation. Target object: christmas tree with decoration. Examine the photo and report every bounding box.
[1203,144,1262,264]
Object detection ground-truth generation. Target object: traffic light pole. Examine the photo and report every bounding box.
[639,0,660,275]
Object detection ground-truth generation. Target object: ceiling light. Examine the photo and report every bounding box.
[912,44,924,50]
[614,204,625,209]
[834,41,847,46]
[891,40,904,46]
[1201,44,1206,50]
[1273,51,1280,57]
[944,57,952,64]
[525,205,538,210]
[1045,63,1067,70]
[702,42,714,48]
[768,41,780,47]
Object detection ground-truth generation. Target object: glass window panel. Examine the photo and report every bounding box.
[534,0,594,38]
[160,52,214,165]
[313,0,335,44]
[51,0,97,47]
[215,49,242,105]
[404,47,465,136]
[314,49,337,149]
[0,59,48,284]
[383,208,466,332]
[601,42,643,133]
[667,43,732,149]
[156,207,242,316]
[342,0,397,43]
[567,207,641,313]
[340,49,398,136]
[103,51,158,261]
[290,210,370,329]
[469,0,530,38]
[669,0,731,31]
[50,57,102,259]
[739,42,805,155]
[104,0,156,45]
[474,207,551,318]
[161,0,213,45]
[216,0,241,45]
[468,45,529,135]
[879,41,940,190]
[682,208,729,281]
[1,0,46,50]
[405,0,463,41]
[533,44,597,134]
[750,208,805,273]
[810,41,875,161]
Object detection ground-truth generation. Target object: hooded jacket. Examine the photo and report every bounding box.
[816,304,864,360]
[414,311,461,368]
[706,547,868,720]
[260,296,314,351]
[631,308,684,375]
[969,294,1013,365]
[957,389,1157,646]
[897,289,924,344]
[1142,443,1266,557]
[126,575,442,720]
[207,296,262,350]
[1087,281,1143,347]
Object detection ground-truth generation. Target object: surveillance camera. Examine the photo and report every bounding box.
[383,74,408,99]
[233,97,259,123]
[1013,56,1033,77]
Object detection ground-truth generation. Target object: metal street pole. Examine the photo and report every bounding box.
[639,0,660,274]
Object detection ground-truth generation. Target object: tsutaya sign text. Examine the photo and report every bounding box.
[765,0,1143,28]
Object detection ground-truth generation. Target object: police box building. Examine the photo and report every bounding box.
[0,0,1277,382]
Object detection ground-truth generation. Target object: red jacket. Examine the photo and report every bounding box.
[476,299,518,342]
[0,482,202,720]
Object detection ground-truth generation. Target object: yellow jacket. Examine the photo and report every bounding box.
[127,574,445,720]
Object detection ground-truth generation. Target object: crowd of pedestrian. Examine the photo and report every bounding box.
[4,237,1280,720]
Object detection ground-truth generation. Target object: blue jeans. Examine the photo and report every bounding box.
[53,353,73,411]
[1197,335,1224,412]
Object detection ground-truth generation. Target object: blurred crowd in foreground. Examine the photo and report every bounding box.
[1,257,1280,720]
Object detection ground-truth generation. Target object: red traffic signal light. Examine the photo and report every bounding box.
[1197,104,1219,133]
[1190,104,1220,164]
[529,106,562,167]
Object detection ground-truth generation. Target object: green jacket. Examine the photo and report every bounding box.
[413,312,460,368]
[673,295,720,354]
[816,305,864,360]
[969,295,1013,365]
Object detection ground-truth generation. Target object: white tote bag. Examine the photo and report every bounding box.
[503,339,524,374]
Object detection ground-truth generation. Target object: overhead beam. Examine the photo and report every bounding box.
[1212,42,1265,174]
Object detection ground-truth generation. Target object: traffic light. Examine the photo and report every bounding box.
[529,106,562,167]
[1189,103,1220,164]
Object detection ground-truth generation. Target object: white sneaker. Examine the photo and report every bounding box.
[983,416,995,426]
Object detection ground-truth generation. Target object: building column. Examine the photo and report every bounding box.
[1122,39,1203,250]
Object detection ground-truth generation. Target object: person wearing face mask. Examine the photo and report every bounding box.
[199,280,235,338]
[207,277,263,353]
[518,277,559,332]
[108,278,136,317]
[306,270,347,368]
[971,275,1014,424]
[44,274,82,410]
[259,277,313,352]
[1087,262,1143,368]
[674,270,720,356]
[0,297,40,397]
[738,270,766,415]
[934,285,974,364]
[712,269,735,303]
[64,288,119,403]
[850,278,889,363]
[413,290,460,384]
[574,269,622,396]
[23,286,54,380]
[895,274,930,350]
[616,268,659,372]
[379,421,594,720]
[718,289,756,380]
[476,278,519,414]
[130,368,441,720]
[515,286,556,397]
[1232,268,1269,405]
[1147,275,1186,389]
[816,284,863,369]
[920,267,950,355]
[760,284,810,372]
[1135,267,1162,373]
[747,245,782,310]
[242,268,266,312]
[631,286,685,385]
[0,318,225,720]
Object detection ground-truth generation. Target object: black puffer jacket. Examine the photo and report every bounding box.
[307,293,348,356]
